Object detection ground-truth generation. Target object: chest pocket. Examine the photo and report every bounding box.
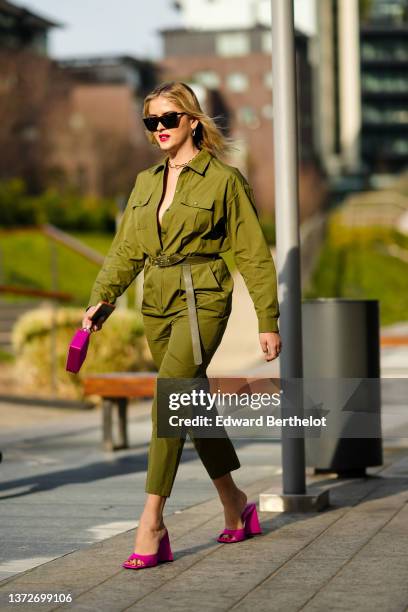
[131,194,151,230]
[178,197,215,233]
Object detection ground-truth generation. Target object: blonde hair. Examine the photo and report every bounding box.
[142,81,235,159]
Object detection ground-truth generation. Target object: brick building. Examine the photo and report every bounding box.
[0,1,158,198]
[51,56,158,197]
[159,23,326,220]
[0,0,58,53]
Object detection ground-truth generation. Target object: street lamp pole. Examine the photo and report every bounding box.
[260,1,328,512]
[270,0,306,496]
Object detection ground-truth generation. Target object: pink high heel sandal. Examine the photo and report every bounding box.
[122,529,174,570]
[217,502,262,543]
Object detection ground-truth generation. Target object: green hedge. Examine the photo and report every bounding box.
[11,307,155,400]
[305,216,408,325]
[1,175,276,240]
[0,178,117,231]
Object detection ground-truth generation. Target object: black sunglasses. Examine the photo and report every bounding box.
[142,111,187,132]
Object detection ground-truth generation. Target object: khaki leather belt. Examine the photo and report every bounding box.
[147,253,221,365]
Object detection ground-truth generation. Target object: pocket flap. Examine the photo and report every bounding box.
[130,189,153,207]
[180,198,214,210]
[131,197,150,208]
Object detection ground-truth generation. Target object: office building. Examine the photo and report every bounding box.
[313,0,408,180]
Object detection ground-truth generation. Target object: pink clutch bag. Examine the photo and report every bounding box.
[66,328,91,373]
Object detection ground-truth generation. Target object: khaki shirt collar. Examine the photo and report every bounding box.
[148,147,212,176]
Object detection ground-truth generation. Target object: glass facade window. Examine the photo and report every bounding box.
[261,104,273,120]
[361,41,408,61]
[236,106,260,129]
[31,32,47,55]
[264,71,273,90]
[361,0,408,25]
[362,72,408,93]
[363,104,408,124]
[226,72,249,92]
[193,70,221,89]
[363,135,408,156]
[262,31,272,53]
[215,32,250,57]
[392,139,408,154]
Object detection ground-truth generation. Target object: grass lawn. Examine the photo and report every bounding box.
[0,230,113,306]
[4,226,405,326]
[70,231,114,254]
[0,230,238,307]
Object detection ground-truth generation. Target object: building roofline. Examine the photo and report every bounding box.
[159,24,308,39]
[0,0,62,28]
[56,54,154,67]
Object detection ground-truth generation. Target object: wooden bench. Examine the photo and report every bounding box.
[83,372,157,451]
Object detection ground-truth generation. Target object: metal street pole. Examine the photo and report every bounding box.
[271,0,305,495]
[260,1,329,513]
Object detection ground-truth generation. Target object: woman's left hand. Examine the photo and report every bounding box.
[259,332,282,361]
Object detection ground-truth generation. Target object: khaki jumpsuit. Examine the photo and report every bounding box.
[87,147,280,497]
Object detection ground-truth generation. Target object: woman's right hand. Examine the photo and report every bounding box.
[82,305,106,333]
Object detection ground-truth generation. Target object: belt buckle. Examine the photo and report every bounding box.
[154,253,172,267]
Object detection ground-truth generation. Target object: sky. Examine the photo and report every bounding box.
[12,0,316,60]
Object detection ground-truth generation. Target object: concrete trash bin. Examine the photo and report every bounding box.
[302,299,383,476]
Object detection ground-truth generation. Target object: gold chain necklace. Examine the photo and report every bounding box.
[168,150,200,170]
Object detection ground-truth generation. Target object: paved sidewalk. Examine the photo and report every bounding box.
[0,446,407,612]
[1,264,407,610]
[0,400,283,582]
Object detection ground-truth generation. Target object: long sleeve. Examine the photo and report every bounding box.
[225,171,280,333]
[86,193,146,309]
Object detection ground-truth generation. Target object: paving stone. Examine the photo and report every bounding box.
[1,407,407,612]
[232,474,408,612]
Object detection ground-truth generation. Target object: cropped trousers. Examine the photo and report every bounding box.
[143,306,241,497]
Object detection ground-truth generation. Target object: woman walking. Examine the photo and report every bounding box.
[83,81,281,569]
